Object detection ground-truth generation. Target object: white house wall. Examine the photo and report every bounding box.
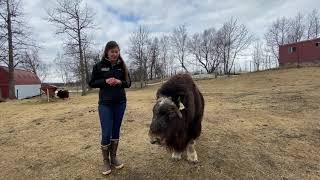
[15,84,41,100]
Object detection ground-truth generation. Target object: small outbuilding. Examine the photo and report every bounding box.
[0,66,41,99]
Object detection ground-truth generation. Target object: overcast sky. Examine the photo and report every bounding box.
[23,0,318,82]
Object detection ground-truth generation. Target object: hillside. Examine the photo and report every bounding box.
[0,67,319,179]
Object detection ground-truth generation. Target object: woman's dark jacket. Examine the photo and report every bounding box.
[89,58,131,105]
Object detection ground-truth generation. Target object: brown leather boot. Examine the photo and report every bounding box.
[110,140,124,169]
[101,145,112,175]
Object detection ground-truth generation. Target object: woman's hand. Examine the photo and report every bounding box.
[105,78,116,86]
[106,78,121,86]
[114,79,122,85]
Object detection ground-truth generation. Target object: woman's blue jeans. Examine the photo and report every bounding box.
[98,102,126,145]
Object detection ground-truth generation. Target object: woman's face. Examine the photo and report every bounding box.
[107,47,120,62]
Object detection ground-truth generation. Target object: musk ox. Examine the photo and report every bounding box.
[149,74,204,163]
[57,90,69,99]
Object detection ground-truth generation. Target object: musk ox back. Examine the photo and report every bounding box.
[149,74,204,163]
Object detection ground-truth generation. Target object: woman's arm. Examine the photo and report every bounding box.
[116,62,131,88]
[89,65,109,88]
[119,73,131,88]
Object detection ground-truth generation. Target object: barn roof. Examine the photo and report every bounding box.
[0,66,41,85]
[280,37,320,47]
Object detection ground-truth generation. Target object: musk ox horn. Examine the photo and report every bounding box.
[179,102,185,110]
[177,110,183,119]
[177,97,185,110]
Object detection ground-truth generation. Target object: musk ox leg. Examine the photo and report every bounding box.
[187,140,198,163]
[171,151,182,160]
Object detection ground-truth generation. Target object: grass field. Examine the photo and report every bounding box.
[1,67,320,180]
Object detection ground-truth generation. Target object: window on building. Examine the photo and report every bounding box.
[288,47,296,54]
[316,42,319,47]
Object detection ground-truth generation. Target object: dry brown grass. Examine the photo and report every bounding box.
[1,67,320,180]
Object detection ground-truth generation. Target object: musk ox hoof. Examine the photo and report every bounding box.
[171,152,182,161]
[187,151,198,163]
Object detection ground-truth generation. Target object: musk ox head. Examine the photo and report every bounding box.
[149,96,187,151]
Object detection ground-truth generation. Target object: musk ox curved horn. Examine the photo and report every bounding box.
[177,110,183,119]
[179,102,185,110]
[177,97,185,110]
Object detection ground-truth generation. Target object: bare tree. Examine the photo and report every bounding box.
[37,62,49,83]
[0,0,36,99]
[20,49,48,82]
[265,17,290,61]
[252,39,265,71]
[147,37,160,80]
[168,53,177,76]
[287,12,305,43]
[188,32,205,72]
[54,52,74,85]
[218,18,253,74]
[188,28,221,74]
[63,34,94,88]
[307,9,320,39]
[60,39,82,83]
[128,25,149,88]
[159,35,170,78]
[83,41,90,87]
[171,25,189,73]
[46,0,95,96]
[84,44,99,90]
[262,45,275,70]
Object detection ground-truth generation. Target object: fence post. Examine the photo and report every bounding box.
[16,89,19,99]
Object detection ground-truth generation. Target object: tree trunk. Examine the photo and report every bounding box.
[140,67,144,88]
[226,44,231,75]
[181,55,188,73]
[150,64,153,80]
[7,0,15,99]
[77,26,86,96]
[143,57,148,83]
[223,48,227,75]
[139,50,144,88]
[83,48,91,90]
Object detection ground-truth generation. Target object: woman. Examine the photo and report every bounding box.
[89,41,131,175]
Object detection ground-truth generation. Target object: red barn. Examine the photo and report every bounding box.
[0,66,41,99]
[279,38,320,67]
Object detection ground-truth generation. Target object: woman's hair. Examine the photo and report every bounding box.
[102,41,130,82]
[103,41,120,60]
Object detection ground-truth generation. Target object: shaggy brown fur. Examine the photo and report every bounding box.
[150,73,204,152]
[57,90,69,99]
